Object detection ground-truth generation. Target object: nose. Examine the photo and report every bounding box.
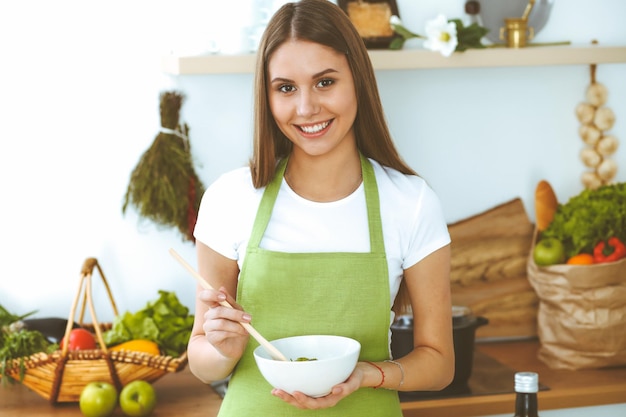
[296,90,320,117]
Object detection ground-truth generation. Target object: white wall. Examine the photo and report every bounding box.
[0,1,624,325]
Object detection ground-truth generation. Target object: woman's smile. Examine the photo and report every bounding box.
[296,119,333,136]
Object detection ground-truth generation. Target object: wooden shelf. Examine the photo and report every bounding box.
[162,44,626,75]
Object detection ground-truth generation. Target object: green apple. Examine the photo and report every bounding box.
[79,382,118,417]
[119,380,157,417]
[533,237,565,266]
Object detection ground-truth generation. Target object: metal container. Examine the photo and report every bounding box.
[390,306,489,390]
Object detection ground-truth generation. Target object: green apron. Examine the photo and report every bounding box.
[218,154,402,417]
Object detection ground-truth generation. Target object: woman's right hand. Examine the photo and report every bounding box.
[198,286,251,361]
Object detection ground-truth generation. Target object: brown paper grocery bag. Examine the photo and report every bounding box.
[527,245,626,370]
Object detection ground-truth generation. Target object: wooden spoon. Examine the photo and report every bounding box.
[169,248,288,361]
[534,180,558,232]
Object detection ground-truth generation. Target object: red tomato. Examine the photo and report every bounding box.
[60,328,97,350]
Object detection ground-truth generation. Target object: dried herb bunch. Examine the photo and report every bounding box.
[123,91,205,242]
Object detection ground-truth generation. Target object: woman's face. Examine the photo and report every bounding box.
[267,39,357,159]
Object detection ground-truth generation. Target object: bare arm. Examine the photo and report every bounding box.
[187,241,251,383]
[350,244,454,392]
[390,244,455,391]
[348,245,454,392]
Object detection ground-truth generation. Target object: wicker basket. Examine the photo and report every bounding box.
[4,258,188,403]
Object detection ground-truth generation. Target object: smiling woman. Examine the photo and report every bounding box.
[187,1,453,416]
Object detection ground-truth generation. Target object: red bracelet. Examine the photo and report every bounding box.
[365,361,385,389]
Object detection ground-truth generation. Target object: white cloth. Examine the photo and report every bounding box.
[194,158,451,309]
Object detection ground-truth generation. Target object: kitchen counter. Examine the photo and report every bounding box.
[402,339,626,416]
[0,366,221,417]
[2,339,625,416]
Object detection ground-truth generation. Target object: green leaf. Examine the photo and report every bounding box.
[453,19,489,52]
[389,38,406,50]
[466,22,490,37]
[391,24,422,41]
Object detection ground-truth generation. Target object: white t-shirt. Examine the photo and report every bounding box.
[194,158,451,309]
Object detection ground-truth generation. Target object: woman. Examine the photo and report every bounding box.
[188,0,454,415]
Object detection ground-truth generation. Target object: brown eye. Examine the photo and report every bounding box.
[278,84,296,93]
[317,78,334,88]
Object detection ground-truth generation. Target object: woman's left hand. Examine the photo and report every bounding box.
[271,366,364,409]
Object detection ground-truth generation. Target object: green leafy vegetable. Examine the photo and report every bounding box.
[541,182,626,258]
[1,305,58,385]
[103,290,194,357]
[0,304,36,331]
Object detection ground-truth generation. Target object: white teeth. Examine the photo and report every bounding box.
[300,121,330,133]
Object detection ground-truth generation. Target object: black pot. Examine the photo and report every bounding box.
[22,318,80,344]
[390,306,489,391]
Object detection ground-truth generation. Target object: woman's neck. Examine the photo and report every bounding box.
[284,151,362,202]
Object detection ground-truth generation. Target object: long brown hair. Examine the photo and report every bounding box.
[249,0,415,314]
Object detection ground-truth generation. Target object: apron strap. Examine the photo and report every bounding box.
[360,153,386,255]
[247,159,287,248]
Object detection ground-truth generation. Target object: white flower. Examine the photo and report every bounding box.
[423,14,458,57]
[390,15,402,27]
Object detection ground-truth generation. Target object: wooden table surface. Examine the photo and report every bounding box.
[0,368,221,417]
[2,339,625,416]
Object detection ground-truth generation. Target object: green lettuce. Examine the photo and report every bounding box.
[541,182,626,258]
[104,290,194,357]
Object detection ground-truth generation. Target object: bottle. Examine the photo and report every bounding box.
[464,0,484,27]
[464,0,491,46]
[513,372,539,417]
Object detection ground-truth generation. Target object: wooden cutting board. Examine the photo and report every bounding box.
[448,198,537,340]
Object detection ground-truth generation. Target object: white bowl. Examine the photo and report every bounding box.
[253,335,361,398]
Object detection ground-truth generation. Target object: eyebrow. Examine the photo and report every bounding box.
[270,68,339,84]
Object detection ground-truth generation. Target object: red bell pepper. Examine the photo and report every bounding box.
[593,237,626,263]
